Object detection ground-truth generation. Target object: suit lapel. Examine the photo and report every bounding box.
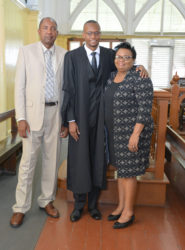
[37,42,45,68]
[97,47,104,82]
[55,46,62,73]
[80,46,90,66]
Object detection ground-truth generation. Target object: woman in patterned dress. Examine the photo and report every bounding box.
[104,42,153,229]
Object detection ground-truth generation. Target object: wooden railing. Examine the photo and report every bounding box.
[149,89,171,179]
[0,109,18,140]
[168,73,185,131]
[0,109,22,175]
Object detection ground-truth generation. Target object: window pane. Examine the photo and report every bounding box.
[99,42,110,48]
[71,0,96,31]
[70,0,81,14]
[112,41,121,49]
[69,41,81,50]
[150,46,172,88]
[173,40,185,77]
[163,0,185,32]
[113,0,125,15]
[131,39,149,70]
[98,0,123,32]
[136,0,162,32]
[135,0,148,14]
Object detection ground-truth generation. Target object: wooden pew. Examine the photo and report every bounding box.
[0,109,22,175]
[165,125,185,197]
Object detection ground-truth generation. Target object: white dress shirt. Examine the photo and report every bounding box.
[84,44,100,67]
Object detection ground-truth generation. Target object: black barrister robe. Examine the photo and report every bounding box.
[61,46,115,194]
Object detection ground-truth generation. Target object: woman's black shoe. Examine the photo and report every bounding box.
[107,213,121,221]
[113,215,135,229]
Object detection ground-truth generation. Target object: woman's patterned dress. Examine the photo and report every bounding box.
[104,66,154,178]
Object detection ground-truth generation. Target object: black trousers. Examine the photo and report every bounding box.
[73,187,100,210]
[73,124,100,210]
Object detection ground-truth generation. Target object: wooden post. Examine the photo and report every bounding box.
[169,73,180,131]
[153,90,171,179]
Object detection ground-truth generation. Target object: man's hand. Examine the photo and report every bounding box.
[18,120,30,138]
[136,65,148,78]
[60,126,69,138]
[69,122,80,141]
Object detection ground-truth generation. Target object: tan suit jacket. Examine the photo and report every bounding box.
[15,41,66,131]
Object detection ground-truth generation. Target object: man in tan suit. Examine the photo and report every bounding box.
[10,17,68,228]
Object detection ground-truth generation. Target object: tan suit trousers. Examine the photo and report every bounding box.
[12,105,60,213]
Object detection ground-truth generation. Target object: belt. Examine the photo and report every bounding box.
[45,101,58,106]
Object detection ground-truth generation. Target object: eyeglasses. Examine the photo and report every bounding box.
[85,31,101,36]
[115,55,133,61]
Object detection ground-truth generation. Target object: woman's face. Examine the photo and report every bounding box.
[114,48,135,73]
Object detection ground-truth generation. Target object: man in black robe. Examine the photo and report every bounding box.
[62,20,147,222]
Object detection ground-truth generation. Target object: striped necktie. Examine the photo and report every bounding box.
[45,50,55,100]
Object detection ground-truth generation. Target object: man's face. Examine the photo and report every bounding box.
[38,18,58,49]
[82,23,101,51]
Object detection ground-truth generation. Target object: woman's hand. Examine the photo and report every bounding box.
[136,65,148,78]
[128,123,144,152]
[69,121,80,141]
[128,133,139,152]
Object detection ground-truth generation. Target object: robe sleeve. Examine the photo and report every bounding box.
[134,74,153,125]
[61,52,76,125]
[110,49,116,72]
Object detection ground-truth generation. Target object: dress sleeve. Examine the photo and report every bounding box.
[133,75,153,125]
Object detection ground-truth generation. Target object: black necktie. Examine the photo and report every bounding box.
[91,52,98,75]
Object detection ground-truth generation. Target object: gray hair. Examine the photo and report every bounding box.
[39,17,58,30]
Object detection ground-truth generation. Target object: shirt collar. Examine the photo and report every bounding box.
[41,42,55,55]
[84,44,100,56]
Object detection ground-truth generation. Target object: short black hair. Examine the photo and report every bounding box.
[83,20,101,31]
[114,42,136,59]
[39,17,58,30]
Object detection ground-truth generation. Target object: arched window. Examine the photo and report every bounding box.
[136,0,185,33]
[163,0,185,32]
[71,0,123,32]
[70,0,81,14]
[135,0,148,15]
[113,0,125,15]
[136,0,162,33]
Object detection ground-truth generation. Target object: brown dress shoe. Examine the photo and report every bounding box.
[10,213,24,228]
[41,202,59,218]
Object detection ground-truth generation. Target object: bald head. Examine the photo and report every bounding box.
[83,20,100,32]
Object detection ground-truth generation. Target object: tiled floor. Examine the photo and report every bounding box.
[35,185,185,250]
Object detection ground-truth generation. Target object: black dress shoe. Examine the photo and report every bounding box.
[107,213,121,221]
[113,215,135,229]
[89,208,102,220]
[70,209,83,222]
